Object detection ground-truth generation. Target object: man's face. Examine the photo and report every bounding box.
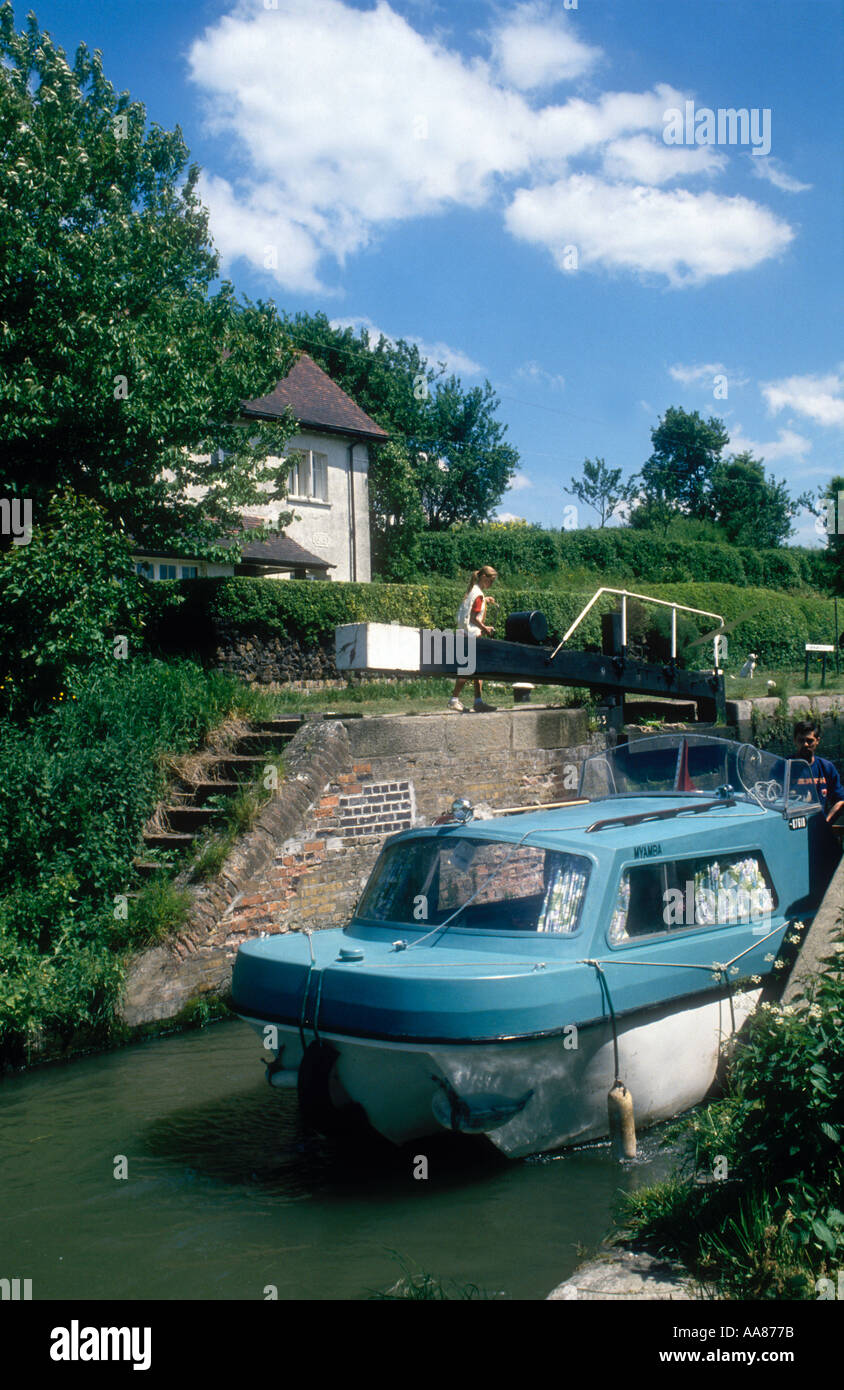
[797,730,819,757]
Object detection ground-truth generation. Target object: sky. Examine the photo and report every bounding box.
[24,0,844,544]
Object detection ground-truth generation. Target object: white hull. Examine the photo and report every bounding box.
[244,989,760,1159]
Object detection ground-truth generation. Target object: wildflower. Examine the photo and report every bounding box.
[782,1004,797,1016]
[787,934,802,945]
[749,975,762,985]
[791,920,806,932]
[764,953,775,962]
[773,959,787,969]
[808,1004,823,1020]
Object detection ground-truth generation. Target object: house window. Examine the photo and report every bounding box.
[158,564,177,580]
[180,566,198,579]
[287,450,329,502]
[135,562,154,579]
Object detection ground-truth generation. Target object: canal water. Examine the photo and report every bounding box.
[0,1019,678,1301]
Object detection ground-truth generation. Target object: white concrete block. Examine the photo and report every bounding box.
[335,623,421,672]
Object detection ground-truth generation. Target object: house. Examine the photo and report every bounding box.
[132,353,388,583]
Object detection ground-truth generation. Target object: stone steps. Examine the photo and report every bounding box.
[135,715,304,872]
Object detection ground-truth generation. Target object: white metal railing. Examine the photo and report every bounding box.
[549,587,725,668]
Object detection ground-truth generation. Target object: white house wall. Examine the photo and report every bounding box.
[250,430,371,583]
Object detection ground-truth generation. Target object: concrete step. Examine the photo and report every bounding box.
[160,805,224,833]
[187,780,241,804]
[252,718,304,732]
[133,859,172,879]
[232,731,296,755]
[213,754,272,780]
[142,830,196,850]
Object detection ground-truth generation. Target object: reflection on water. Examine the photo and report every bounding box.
[143,1086,505,1201]
[0,1019,680,1300]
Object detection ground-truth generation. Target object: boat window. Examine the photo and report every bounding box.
[608,852,776,944]
[356,838,592,934]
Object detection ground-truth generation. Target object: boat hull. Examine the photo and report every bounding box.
[241,986,760,1159]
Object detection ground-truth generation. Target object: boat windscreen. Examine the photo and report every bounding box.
[579,734,798,809]
[355,838,592,934]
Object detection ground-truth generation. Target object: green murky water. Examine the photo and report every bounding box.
[0,1019,677,1300]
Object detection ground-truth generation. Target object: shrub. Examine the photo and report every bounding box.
[0,657,250,1059]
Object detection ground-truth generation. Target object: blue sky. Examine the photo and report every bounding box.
[28,0,844,543]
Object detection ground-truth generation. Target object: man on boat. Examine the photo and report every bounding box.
[791,720,844,822]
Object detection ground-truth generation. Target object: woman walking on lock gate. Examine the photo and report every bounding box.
[448,566,498,713]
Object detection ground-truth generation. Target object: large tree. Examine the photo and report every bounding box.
[709,453,810,549]
[0,5,294,559]
[633,406,730,525]
[282,313,519,568]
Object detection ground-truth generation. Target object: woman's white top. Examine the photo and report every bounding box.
[456,584,485,631]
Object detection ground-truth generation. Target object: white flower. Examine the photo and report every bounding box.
[764,954,775,962]
[773,960,787,970]
[749,975,762,985]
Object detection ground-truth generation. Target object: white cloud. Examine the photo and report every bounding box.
[515,361,566,391]
[726,424,813,463]
[330,315,483,377]
[489,2,601,91]
[494,511,528,523]
[506,473,534,492]
[187,2,795,292]
[762,371,844,428]
[750,156,811,194]
[669,361,749,389]
[505,175,794,286]
[602,135,725,185]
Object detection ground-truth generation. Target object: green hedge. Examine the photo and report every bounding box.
[147,577,838,671]
[413,527,831,593]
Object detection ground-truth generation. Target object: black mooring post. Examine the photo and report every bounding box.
[836,597,840,676]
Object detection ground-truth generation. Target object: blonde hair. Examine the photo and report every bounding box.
[464,565,497,595]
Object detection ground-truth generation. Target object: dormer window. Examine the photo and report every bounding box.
[287,450,328,502]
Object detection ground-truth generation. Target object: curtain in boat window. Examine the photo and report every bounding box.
[609,870,631,944]
[693,856,773,925]
[536,854,589,934]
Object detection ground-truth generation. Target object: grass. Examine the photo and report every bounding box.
[369,1253,495,1300]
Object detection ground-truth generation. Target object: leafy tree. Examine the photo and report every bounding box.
[710,453,810,549]
[282,313,518,565]
[367,439,426,581]
[420,378,518,530]
[0,5,294,561]
[564,457,632,527]
[0,491,143,710]
[633,406,730,526]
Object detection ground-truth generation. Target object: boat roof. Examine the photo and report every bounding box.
[395,794,771,857]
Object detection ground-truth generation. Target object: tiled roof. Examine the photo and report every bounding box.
[132,517,332,572]
[242,352,389,442]
[233,516,333,571]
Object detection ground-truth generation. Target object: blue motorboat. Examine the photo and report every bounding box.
[231,734,837,1157]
